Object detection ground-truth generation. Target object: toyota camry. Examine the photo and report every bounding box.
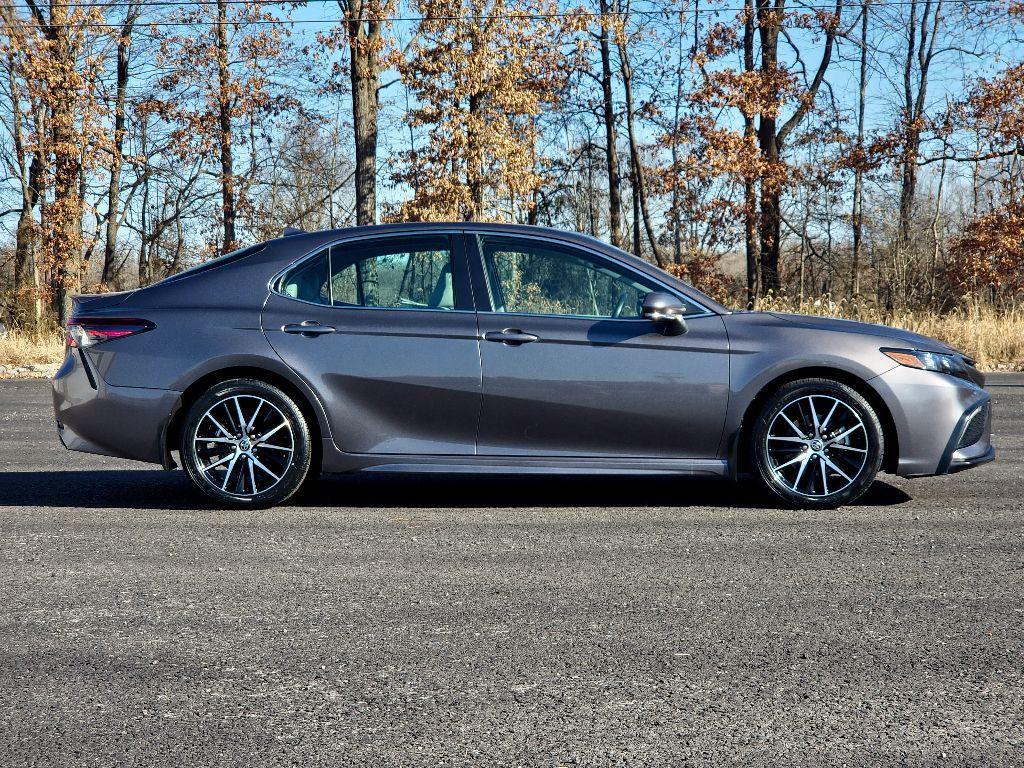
[52,223,993,508]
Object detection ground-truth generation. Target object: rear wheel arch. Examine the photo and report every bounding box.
[734,367,899,476]
[165,366,324,473]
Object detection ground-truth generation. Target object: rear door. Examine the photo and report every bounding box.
[469,233,730,459]
[262,232,482,455]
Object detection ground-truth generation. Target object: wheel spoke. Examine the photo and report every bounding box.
[819,456,829,495]
[780,412,806,438]
[246,400,263,432]
[767,436,806,444]
[773,452,808,472]
[248,456,258,495]
[820,399,839,432]
[234,397,247,433]
[830,443,866,454]
[253,421,288,446]
[822,454,852,482]
[808,396,821,435]
[826,424,863,446]
[248,453,281,482]
[221,452,240,491]
[221,401,240,435]
[793,453,811,491]
[201,452,235,473]
[259,443,293,453]
[205,413,234,439]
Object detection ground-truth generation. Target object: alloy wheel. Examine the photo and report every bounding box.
[192,394,295,497]
[764,395,869,498]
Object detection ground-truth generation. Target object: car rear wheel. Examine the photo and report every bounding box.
[751,378,884,508]
[180,378,312,507]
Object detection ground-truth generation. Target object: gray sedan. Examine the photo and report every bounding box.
[52,223,993,508]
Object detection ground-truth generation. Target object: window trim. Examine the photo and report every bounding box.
[269,229,476,314]
[468,231,716,321]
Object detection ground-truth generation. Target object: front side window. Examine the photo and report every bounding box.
[278,235,456,310]
[479,236,692,319]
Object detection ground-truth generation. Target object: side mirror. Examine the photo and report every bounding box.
[641,292,688,336]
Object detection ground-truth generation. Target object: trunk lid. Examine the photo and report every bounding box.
[71,290,135,316]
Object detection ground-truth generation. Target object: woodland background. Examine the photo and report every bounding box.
[2,0,1024,366]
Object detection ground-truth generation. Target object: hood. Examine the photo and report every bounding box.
[767,312,961,355]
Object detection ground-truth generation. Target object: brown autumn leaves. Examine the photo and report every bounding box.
[1,0,1023,325]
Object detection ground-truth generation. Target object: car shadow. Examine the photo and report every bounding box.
[0,470,912,510]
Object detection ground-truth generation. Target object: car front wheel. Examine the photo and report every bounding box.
[751,378,884,508]
[180,378,312,507]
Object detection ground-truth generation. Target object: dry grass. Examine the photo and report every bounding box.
[1,303,1022,375]
[759,297,1024,370]
[0,327,65,369]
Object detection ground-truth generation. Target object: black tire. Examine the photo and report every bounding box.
[750,378,884,508]
[180,378,312,508]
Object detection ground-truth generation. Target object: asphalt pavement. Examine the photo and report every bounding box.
[1,376,1022,766]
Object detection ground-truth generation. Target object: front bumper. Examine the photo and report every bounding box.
[52,347,180,465]
[871,365,993,477]
[939,399,995,474]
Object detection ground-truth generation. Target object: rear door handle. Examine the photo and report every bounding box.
[483,329,539,346]
[282,321,336,336]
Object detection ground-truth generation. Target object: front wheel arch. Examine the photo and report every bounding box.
[733,367,899,477]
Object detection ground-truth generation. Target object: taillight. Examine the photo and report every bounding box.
[66,317,155,348]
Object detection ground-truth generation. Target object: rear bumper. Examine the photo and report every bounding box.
[871,366,993,477]
[52,348,179,465]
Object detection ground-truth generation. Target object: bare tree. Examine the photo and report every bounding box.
[338,0,388,226]
[101,0,141,284]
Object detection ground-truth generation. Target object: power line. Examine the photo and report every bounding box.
[5,0,1014,28]
[12,0,1014,7]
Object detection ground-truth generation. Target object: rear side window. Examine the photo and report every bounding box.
[278,235,456,311]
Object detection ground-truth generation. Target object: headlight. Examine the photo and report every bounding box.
[880,348,972,380]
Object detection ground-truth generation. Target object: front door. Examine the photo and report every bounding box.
[263,232,482,455]
[470,234,730,459]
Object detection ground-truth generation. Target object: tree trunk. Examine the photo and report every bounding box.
[743,0,759,307]
[101,4,139,284]
[216,0,237,253]
[928,155,946,308]
[631,170,641,257]
[850,0,869,300]
[894,0,941,308]
[670,11,685,266]
[467,92,484,220]
[756,0,782,295]
[598,0,622,249]
[342,0,381,226]
[48,17,84,323]
[751,0,841,299]
[5,47,43,323]
[138,116,151,287]
[617,32,666,267]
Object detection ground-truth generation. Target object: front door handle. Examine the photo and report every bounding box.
[483,329,539,346]
[282,321,336,337]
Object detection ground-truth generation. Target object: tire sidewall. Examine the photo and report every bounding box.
[752,378,884,508]
[180,379,312,508]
